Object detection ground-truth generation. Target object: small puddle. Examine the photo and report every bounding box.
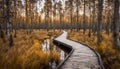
[42,37,68,69]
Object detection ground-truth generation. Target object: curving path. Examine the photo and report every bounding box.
[54,31,104,69]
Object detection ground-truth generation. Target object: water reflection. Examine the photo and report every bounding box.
[42,39,50,51]
[42,37,68,69]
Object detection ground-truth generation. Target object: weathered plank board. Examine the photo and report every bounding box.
[54,31,104,69]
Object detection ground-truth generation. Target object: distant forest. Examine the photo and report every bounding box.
[0,0,120,49]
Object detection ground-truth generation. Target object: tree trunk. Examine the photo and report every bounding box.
[113,0,120,49]
[70,10,72,31]
[88,1,91,37]
[6,0,13,46]
[2,0,5,17]
[97,0,103,45]
[70,0,73,31]
[0,0,4,39]
[106,11,110,35]
[92,0,95,34]
[59,10,62,31]
[83,0,86,34]
[14,0,17,38]
[25,0,28,34]
[76,0,79,32]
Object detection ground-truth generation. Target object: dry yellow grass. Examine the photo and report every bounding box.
[69,30,120,69]
[0,30,61,69]
[49,50,60,63]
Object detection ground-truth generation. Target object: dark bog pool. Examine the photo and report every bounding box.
[42,37,68,69]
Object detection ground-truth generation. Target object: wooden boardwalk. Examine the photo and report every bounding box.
[54,31,104,69]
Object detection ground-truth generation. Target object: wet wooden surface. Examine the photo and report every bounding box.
[54,31,101,69]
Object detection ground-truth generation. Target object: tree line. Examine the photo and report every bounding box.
[0,0,120,49]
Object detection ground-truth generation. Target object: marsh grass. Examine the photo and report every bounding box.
[69,30,120,69]
[0,30,62,69]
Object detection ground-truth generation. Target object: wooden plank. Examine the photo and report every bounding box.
[54,31,104,69]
